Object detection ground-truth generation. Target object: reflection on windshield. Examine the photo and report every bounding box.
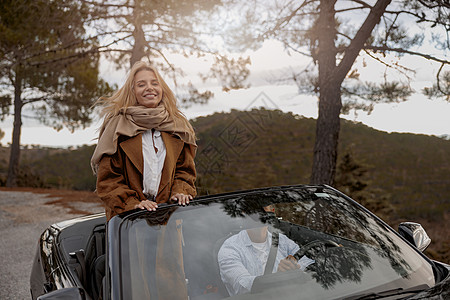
[217,204,315,296]
[120,187,435,300]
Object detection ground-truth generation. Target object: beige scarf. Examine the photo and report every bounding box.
[91,104,196,173]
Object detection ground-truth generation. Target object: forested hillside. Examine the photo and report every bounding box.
[192,109,450,221]
[1,108,449,220]
[0,108,448,262]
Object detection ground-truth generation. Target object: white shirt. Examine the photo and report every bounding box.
[218,230,315,296]
[142,129,166,198]
[251,241,269,269]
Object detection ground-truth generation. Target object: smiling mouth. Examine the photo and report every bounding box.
[143,93,158,99]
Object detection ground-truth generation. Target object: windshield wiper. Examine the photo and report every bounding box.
[344,284,429,300]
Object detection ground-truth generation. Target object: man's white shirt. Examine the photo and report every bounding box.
[218,230,315,296]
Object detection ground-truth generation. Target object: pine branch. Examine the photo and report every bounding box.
[262,0,315,39]
[25,34,133,67]
[436,63,447,95]
[417,0,450,9]
[363,45,450,64]
[362,49,415,80]
[23,96,47,105]
[78,0,133,9]
[335,0,393,82]
[384,10,449,27]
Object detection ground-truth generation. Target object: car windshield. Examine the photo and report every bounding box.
[118,186,435,300]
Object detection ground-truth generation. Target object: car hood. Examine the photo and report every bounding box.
[409,264,450,299]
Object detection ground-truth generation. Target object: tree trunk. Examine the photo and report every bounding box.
[310,0,340,185]
[130,0,147,67]
[310,0,392,185]
[6,76,23,187]
[311,83,342,185]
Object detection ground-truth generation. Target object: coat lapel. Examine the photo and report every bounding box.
[120,134,144,174]
[119,132,184,197]
[159,132,184,193]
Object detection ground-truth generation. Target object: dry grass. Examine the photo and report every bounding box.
[409,215,449,264]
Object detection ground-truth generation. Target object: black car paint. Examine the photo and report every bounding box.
[29,185,450,300]
[30,213,106,300]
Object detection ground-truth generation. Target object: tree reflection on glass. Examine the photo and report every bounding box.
[219,186,412,290]
[303,244,371,289]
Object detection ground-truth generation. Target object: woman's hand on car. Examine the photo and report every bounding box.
[135,200,158,211]
[171,193,193,206]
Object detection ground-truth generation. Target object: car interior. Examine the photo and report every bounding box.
[57,216,107,300]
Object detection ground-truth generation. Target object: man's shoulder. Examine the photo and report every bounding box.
[223,231,245,245]
[219,231,248,252]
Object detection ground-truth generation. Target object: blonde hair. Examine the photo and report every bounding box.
[96,61,194,135]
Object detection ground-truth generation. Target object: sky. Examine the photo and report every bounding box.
[0,40,449,148]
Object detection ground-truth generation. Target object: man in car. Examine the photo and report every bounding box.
[217,205,315,296]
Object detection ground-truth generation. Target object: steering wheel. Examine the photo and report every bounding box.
[293,239,340,260]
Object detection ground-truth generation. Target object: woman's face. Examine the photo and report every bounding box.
[133,69,163,108]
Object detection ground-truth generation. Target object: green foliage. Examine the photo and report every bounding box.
[0,0,112,129]
[18,145,97,191]
[83,0,250,103]
[32,59,114,132]
[90,0,224,58]
[423,70,450,102]
[14,168,46,188]
[179,83,214,107]
[0,95,11,120]
[339,121,450,221]
[334,148,394,221]
[205,56,252,92]
[342,81,413,114]
[0,0,114,186]
[193,109,316,194]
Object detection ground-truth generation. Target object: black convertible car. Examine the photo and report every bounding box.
[30,185,449,299]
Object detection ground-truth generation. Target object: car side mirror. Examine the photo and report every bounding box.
[398,222,431,252]
[37,287,86,300]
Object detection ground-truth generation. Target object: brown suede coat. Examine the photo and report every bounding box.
[96,132,197,220]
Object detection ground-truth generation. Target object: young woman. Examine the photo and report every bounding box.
[91,61,197,221]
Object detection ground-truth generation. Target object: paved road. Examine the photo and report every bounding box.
[0,191,103,300]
